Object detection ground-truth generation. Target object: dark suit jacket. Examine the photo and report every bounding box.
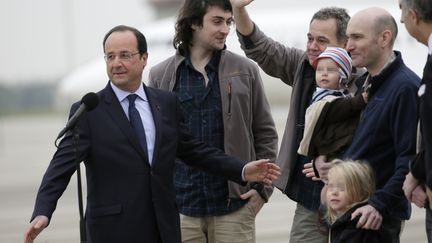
[411,55,432,188]
[31,82,246,243]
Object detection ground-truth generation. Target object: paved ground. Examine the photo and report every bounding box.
[0,112,427,242]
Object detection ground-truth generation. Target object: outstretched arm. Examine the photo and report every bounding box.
[244,159,281,185]
[230,0,254,36]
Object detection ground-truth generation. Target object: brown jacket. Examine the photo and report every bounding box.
[300,93,366,159]
[148,49,278,200]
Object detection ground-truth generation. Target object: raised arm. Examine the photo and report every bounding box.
[230,0,254,36]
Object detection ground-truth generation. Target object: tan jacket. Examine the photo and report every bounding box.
[298,95,340,156]
[148,49,278,200]
[298,93,365,159]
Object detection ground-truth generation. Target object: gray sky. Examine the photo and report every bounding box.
[0,0,427,86]
[0,0,154,85]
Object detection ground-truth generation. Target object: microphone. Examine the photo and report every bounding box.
[57,92,99,139]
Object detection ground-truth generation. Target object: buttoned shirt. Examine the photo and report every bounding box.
[110,81,156,164]
[173,51,245,216]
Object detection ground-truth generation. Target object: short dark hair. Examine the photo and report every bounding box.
[173,0,232,53]
[103,25,147,54]
[402,0,432,23]
[311,7,350,44]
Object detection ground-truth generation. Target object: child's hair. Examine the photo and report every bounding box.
[326,159,375,224]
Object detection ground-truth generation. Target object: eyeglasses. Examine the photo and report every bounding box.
[104,52,140,63]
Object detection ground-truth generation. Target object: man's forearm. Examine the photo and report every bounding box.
[232,3,254,36]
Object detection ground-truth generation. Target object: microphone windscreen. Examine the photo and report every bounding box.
[81,92,99,111]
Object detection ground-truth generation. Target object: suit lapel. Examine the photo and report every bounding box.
[424,55,432,82]
[144,86,163,166]
[102,83,150,164]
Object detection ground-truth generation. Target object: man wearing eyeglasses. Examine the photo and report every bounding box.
[23,25,282,243]
[149,0,277,242]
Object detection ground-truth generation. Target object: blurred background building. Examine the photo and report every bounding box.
[0,0,427,114]
[149,0,182,17]
[0,0,172,114]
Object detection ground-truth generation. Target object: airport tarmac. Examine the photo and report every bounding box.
[0,110,427,243]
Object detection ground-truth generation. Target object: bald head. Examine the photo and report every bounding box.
[351,7,398,47]
[346,7,398,74]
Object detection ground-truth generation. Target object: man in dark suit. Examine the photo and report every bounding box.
[23,25,280,243]
[399,0,432,241]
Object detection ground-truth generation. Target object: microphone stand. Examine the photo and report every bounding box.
[72,126,87,243]
[55,127,87,243]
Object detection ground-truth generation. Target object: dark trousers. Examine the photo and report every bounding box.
[426,208,432,243]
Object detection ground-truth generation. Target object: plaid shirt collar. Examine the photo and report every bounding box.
[183,50,222,73]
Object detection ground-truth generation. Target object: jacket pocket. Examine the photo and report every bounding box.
[88,204,122,218]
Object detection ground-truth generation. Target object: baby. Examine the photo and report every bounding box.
[298,47,367,180]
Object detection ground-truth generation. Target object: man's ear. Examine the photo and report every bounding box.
[141,52,148,67]
[408,8,420,25]
[141,52,148,60]
[380,30,393,48]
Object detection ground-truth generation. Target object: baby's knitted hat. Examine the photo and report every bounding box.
[313,47,352,81]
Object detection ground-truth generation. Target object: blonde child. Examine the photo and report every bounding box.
[325,159,392,242]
